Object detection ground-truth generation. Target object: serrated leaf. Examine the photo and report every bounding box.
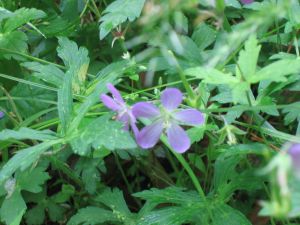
[0,128,56,141]
[0,140,59,184]
[70,115,137,155]
[75,158,103,194]
[22,62,64,87]
[51,184,75,203]
[99,0,145,39]
[0,190,26,225]
[192,23,216,50]
[24,205,45,225]
[0,31,27,58]
[249,59,300,83]
[67,207,118,225]
[185,67,239,84]
[211,204,251,225]
[3,8,46,32]
[95,188,132,216]
[282,102,300,125]
[236,35,261,80]
[16,167,50,193]
[57,37,90,94]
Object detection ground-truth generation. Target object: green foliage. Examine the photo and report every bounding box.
[0,0,300,224]
[99,0,146,39]
[70,115,137,155]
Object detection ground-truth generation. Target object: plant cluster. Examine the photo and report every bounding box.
[0,0,300,225]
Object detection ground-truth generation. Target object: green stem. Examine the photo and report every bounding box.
[160,136,206,199]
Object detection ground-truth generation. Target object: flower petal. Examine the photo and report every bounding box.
[0,111,4,119]
[107,83,124,103]
[173,109,204,126]
[288,143,300,174]
[167,123,190,153]
[100,94,120,111]
[132,102,160,118]
[161,88,183,110]
[137,121,163,149]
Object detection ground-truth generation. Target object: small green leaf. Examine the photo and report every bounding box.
[0,140,60,184]
[0,190,26,225]
[249,59,300,83]
[0,128,56,141]
[236,35,261,80]
[99,0,146,39]
[67,207,118,225]
[3,8,46,32]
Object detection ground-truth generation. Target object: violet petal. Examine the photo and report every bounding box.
[240,0,253,4]
[132,102,160,118]
[137,120,163,149]
[107,83,124,103]
[173,109,204,126]
[166,123,190,153]
[117,113,130,130]
[161,88,183,110]
[0,111,4,119]
[100,94,120,111]
[288,143,300,174]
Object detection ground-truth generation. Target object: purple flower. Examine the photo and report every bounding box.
[132,88,204,153]
[0,111,4,119]
[100,83,138,136]
[240,0,253,4]
[288,143,300,178]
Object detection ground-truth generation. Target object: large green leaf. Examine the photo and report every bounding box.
[99,0,146,39]
[70,115,136,155]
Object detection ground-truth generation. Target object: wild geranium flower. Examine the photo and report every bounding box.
[132,88,204,153]
[100,83,138,136]
[240,0,253,4]
[0,111,4,119]
[287,143,300,179]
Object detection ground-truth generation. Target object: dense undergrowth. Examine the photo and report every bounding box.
[1,0,300,224]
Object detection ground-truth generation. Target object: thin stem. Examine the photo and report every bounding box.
[160,136,206,199]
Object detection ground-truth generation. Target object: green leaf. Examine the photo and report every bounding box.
[0,31,27,58]
[0,140,60,184]
[211,204,251,225]
[99,0,146,39]
[282,101,300,125]
[24,205,45,225]
[67,207,118,225]
[185,67,239,84]
[57,69,73,134]
[75,158,103,194]
[249,59,300,83]
[70,116,137,155]
[133,187,202,206]
[16,167,50,193]
[0,128,56,141]
[3,8,46,32]
[236,35,261,80]
[95,188,132,216]
[57,37,90,94]
[0,190,26,225]
[51,184,75,203]
[22,62,64,87]
[192,23,216,50]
